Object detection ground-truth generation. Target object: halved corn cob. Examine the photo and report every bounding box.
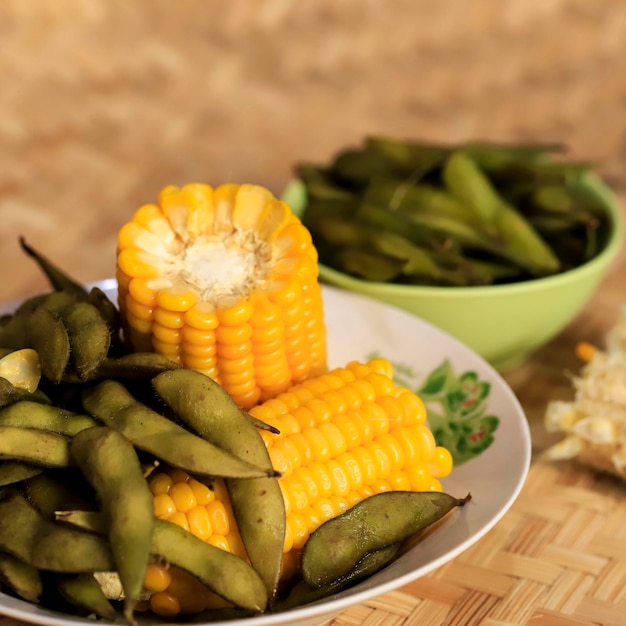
[116,183,327,408]
[143,358,453,616]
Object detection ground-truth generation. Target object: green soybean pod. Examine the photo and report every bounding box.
[0,461,43,487]
[54,510,106,534]
[81,379,275,479]
[28,306,71,383]
[23,471,95,519]
[0,489,115,572]
[0,552,42,603]
[278,542,402,611]
[0,378,51,410]
[87,286,122,337]
[63,302,111,381]
[0,426,70,468]
[442,151,503,235]
[55,573,118,621]
[0,401,98,435]
[302,491,471,588]
[153,369,285,600]
[336,248,404,282]
[19,237,88,299]
[443,152,560,273]
[365,136,448,172]
[70,426,154,623]
[151,519,268,613]
[93,352,181,380]
[0,305,71,384]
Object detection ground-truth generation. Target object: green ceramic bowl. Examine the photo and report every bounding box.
[283,174,624,372]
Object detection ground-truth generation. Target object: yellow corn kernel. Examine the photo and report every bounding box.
[149,591,180,616]
[168,482,197,513]
[118,249,164,278]
[152,493,176,519]
[576,341,597,362]
[124,294,153,322]
[153,308,185,329]
[206,500,231,536]
[150,338,180,358]
[168,511,190,531]
[116,183,327,409]
[166,568,208,614]
[146,359,453,616]
[149,472,173,496]
[187,477,214,506]
[429,446,454,478]
[143,563,172,593]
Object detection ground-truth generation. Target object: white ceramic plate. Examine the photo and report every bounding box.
[0,280,531,626]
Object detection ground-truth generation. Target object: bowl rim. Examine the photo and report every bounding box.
[283,172,625,298]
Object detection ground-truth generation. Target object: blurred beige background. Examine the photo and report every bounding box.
[2,0,626,300]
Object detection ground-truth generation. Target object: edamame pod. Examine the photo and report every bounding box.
[302,491,470,588]
[70,426,154,623]
[28,306,71,383]
[0,377,51,409]
[442,152,504,234]
[54,510,106,533]
[331,149,399,189]
[245,412,280,434]
[19,238,88,298]
[54,512,271,614]
[153,369,285,599]
[55,573,118,622]
[0,552,42,603]
[87,286,122,337]
[443,152,560,273]
[0,426,70,468]
[365,136,447,172]
[63,302,111,381]
[151,519,268,613]
[23,471,95,518]
[151,370,272,468]
[0,305,70,384]
[364,180,471,223]
[277,542,401,611]
[0,489,115,572]
[93,352,181,380]
[82,380,276,479]
[0,400,97,435]
[0,461,43,486]
[336,248,404,282]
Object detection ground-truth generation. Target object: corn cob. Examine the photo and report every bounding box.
[143,358,453,616]
[116,183,327,409]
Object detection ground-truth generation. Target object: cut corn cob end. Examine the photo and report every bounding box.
[142,358,453,616]
[116,183,327,409]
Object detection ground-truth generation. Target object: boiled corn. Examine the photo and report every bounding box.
[116,183,327,409]
[144,358,453,616]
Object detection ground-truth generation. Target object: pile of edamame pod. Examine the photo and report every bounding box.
[0,239,469,623]
[296,137,612,285]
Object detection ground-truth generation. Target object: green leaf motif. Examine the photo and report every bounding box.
[419,360,499,465]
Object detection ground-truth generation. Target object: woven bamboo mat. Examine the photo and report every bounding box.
[1,2,626,625]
